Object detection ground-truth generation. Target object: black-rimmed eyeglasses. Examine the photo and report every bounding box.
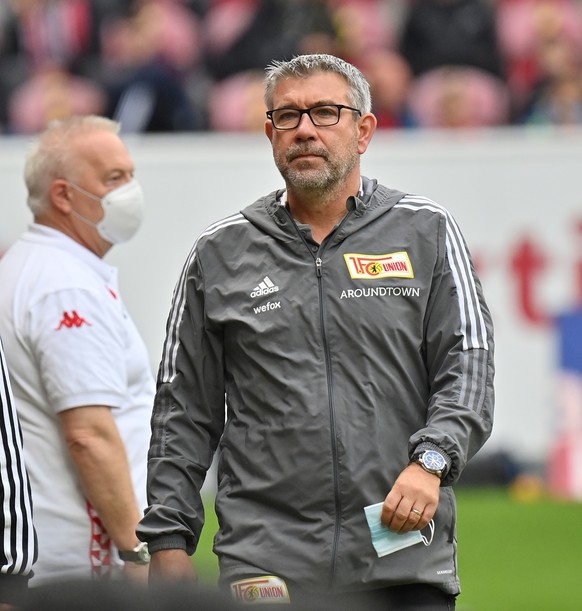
[266,104,362,130]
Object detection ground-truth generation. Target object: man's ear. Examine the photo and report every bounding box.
[51,179,73,213]
[357,112,378,155]
[265,119,274,142]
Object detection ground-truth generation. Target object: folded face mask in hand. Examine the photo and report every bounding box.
[364,502,435,557]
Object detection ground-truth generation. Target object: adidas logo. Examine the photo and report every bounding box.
[250,276,279,298]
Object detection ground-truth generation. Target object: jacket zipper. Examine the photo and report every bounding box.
[286,208,353,588]
[315,253,342,589]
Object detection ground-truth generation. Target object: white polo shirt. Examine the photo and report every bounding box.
[0,224,154,586]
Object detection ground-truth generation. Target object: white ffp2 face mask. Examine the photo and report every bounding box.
[69,178,145,244]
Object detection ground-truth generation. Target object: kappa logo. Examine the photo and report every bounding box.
[344,252,414,280]
[250,275,279,298]
[55,310,92,330]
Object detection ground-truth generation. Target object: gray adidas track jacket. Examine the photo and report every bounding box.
[138,176,495,595]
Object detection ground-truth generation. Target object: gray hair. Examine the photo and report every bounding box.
[24,115,121,215]
[264,54,372,114]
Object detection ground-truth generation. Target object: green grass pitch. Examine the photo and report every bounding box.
[193,487,582,610]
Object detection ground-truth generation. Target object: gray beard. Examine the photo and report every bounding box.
[276,147,359,195]
[282,164,335,193]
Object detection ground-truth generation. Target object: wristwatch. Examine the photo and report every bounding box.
[415,449,447,478]
[119,542,150,564]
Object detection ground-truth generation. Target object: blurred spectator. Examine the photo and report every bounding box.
[496,0,582,116]
[101,0,205,132]
[328,0,397,64]
[207,69,266,131]
[548,309,582,500]
[203,0,337,82]
[0,0,109,72]
[0,0,121,131]
[203,0,403,132]
[359,48,416,128]
[520,35,582,124]
[7,62,106,134]
[399,0,505,79]
[407,66,510,128]
[183,0,211,18]
[523,71,582,125]
[2,0,582,132]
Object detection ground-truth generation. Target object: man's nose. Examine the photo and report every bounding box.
[294,112,317,136]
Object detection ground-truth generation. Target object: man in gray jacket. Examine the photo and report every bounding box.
[137,54,494,610]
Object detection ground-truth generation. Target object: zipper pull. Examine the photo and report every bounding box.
[315,257,322,277]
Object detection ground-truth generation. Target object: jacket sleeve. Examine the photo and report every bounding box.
[137,248,225,555]
[409,211,495,486]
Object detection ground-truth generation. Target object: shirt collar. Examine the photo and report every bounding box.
[24,224,117,284]
[278,177,364,207]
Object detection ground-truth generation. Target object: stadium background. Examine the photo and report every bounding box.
[2,128,582,609]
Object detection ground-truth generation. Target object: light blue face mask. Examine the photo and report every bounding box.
[364,502,435,557]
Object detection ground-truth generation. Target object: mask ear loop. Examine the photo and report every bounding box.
[421,520,435,546]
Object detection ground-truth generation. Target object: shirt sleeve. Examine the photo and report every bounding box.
[27,287,128,411]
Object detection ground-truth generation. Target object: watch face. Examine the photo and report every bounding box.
[422,450,446,472]
[137,542,150,563]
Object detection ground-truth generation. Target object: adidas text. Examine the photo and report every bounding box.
[250,285,279,298]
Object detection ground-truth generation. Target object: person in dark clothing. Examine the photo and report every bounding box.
[399,0,505,79]
[204,0,337,82]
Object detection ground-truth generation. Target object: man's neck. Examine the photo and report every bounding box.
[286,179,360,244]
[34,214,111,258]
[291,201,347,244]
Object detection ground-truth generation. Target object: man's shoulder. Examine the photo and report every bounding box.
[196,194,279,249]
[392,193,452,218]
[361,177,404,207]
[193,211,252,252]
[0,236,105,300]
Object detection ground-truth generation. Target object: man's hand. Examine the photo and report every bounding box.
[149,549,197,584]
[381,462,441,533]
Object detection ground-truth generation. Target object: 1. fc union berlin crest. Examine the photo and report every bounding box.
[343,252,414,280]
